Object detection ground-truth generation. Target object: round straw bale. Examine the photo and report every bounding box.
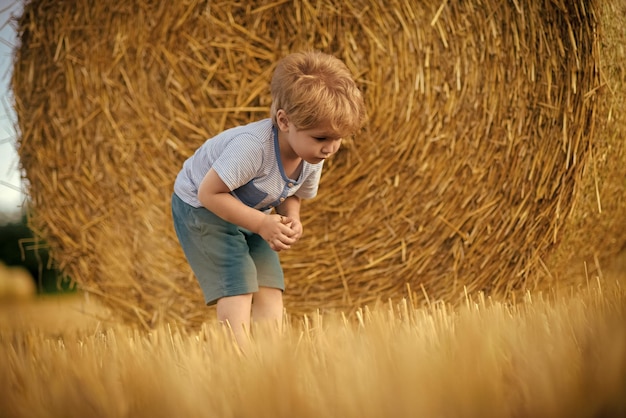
[0,262,36,301]
[12,0,623,328]
[546,0,626,280]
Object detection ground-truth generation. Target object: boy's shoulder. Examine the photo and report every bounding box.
[220,118,273,141]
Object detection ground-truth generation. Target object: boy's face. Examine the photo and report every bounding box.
[288,124,343,164]
[277,110,343,164]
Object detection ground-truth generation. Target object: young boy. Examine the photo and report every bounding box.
[171,51,366,348]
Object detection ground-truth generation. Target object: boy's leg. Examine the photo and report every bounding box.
[252,286,284,328]
[217,293,253,349]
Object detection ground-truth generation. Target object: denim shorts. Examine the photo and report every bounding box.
[171,193,284,305]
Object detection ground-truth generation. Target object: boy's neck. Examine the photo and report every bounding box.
[276,129,299,162]
[277,129,303,178]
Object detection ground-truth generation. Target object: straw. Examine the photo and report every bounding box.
[11,0,624,328]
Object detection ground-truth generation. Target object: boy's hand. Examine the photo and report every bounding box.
[285,217,303,241]
[259,214,297,252]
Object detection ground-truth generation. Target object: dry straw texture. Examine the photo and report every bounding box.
[547,0,626,278]
[12,0,624,327]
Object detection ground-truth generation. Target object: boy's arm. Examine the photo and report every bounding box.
[276,195,301,221]
[198,168,296,251]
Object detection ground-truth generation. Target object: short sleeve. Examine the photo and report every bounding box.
[295,162,324,199]
[211,134,264,190]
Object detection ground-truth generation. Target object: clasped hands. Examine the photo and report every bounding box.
[259,214,302,252]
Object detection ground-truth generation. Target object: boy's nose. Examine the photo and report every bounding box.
[324,139,341,155]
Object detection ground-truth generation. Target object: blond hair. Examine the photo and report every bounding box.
[270,51,366,137]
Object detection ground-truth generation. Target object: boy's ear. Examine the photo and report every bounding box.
[276,109,290,131]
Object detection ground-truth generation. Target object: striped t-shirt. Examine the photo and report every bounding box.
[173,118,324,213]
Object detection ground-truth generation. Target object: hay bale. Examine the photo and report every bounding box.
[12,0,621,328]
[547,0,626,279]
[0,262,36,300]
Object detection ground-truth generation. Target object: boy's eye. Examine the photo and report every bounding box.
[313,137,327,141]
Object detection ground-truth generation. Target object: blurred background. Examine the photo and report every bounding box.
[0,0,71,296]
[0,0,21,218]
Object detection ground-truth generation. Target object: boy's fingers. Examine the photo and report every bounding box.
[271,240,291,252]
[267,231,295,249]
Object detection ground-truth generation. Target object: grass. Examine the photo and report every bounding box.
[1,275,625,418]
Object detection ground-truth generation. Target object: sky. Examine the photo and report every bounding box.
[0,0,23,217]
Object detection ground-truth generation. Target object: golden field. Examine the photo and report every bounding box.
[1,263,625,418]
[3,1,626,416]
